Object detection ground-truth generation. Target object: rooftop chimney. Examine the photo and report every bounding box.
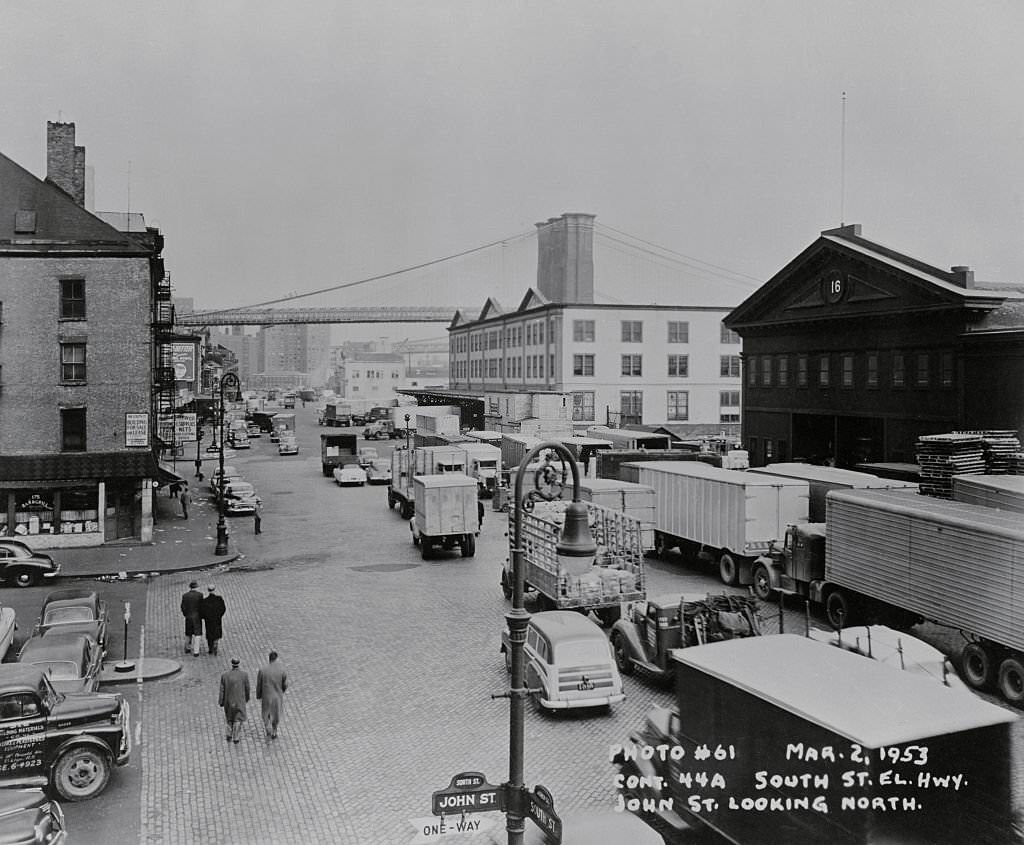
[950,266,975,289]
[535,213,596,304]
[46,121,86,206]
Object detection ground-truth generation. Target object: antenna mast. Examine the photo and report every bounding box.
[840,91,847,226]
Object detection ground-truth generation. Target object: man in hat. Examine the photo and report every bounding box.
[200,584,227,656]
[180,581,204,656]
[256,650,288,740]
[218,658,250,744]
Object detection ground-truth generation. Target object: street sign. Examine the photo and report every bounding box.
[431,771,503,816]
[527,785,562,844]
[408,815,496,843]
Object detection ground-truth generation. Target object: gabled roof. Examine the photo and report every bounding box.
[516,287,549,312]
[448,310,467,329]
[0,151,146,254]
[726,225,1017,331]
[477,297,504,321]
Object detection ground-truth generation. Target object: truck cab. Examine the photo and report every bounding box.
[750,522,826,603]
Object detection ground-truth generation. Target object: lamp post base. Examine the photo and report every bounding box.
[215,522,230,556]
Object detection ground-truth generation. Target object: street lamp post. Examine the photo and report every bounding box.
[504,442,595,844]
[214,372,240,556]
[404,413,411,444]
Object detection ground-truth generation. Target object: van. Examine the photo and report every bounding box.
[502,610,624,711]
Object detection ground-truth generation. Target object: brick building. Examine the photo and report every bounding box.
[0,123,167,547]
[724,224,1024,467]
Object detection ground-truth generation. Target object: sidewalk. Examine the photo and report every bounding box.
[58,486,245,579]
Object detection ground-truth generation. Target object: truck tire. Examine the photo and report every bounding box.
[322,464,331,477]
[825,589,854,629]
[961,642,995,690]
[751,563,774,602]
[421,540,432,560]
[718,553,739,586]
[387,490,395,510]
[461,534,476,558]
[400,502,413,520]
[53,746,112,801]
[654,532,670,559]
[500,571,512,601]
[593,606,621,627]
[998,657,1024,705]
[611,632,634,675]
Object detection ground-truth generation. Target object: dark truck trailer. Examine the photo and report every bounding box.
[320,433,358,477]
[622,634,1017,845]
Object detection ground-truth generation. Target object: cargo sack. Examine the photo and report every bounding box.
[716,610,752,638]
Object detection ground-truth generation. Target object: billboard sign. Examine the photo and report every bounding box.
[170,342,198,382]
[125,413,149,447]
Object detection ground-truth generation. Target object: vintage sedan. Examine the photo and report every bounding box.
[365,458,392,485]
[278,436,299,456]
[333,464,367,487]
[18,631,103,694]
[246,423,262,437]
[222,481,260,516]
[32,589,108,652]
[0,539,61,589]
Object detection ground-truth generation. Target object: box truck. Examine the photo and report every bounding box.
[410,474,478,559]
[387,446,468,519]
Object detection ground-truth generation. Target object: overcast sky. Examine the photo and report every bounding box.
[3,1,1022,342]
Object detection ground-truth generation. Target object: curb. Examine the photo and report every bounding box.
[60,553,245,581]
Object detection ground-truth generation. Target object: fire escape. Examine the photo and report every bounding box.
[152,271,177,461]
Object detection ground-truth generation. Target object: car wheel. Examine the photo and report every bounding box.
[611,632,634,675]
[10,569,39,588]
[53,746,112,801]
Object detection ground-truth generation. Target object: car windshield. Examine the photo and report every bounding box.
[554,638,611,666]
[33,661,81,680]
[226,484,255,496]
[342,465,361,471]
[44,607,94,625]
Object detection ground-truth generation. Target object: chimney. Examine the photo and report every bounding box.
[46,121,86,206]
[950,266,975,289]
[535,213,596,304]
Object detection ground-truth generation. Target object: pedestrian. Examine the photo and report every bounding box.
[180,581,204,656]
[201,584,226,656]
[180,482,191,519]
[256,651,288,740]
[168,481,179,499]
[477,497,485,533]
[218,658,250,744]
[194,457,203,478]
[254,497,263,535]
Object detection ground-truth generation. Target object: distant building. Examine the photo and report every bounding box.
[0,122,168,547]
[252,323,331,389]
[337,352,406,400]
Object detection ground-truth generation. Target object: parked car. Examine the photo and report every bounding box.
[0,789,67,845]
[333,464,367,487]
[0,540,61,589]
[246,423,262,437]
[227,430,250,449]
[278,436,299,456]
[210,466,242,495]
[357,447,379,469]
[18,631,103,694]
[31,589,108,652]
[365,458,392,485]
[0,665,131,801]
[0,605,14,661]
[222,481,260,515]
[500,610,625,711]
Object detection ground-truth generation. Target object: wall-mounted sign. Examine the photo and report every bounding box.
[170,342,198,382]
[125,413,150,447]
[157,413,198,444]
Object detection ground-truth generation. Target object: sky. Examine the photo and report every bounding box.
[2,1,1022,343]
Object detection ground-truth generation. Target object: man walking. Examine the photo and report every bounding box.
[180,581,204,656]
[254,497,263,535]
[256,651,288,740]
[218,658,250,744]
[180,482,191,519]
[200,584,226,655]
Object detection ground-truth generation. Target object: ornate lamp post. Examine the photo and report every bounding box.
[504,442,595,843]
[214,372,240,556]
[404,413,411,444]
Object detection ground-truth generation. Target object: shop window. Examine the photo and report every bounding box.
[61,408,86,452]
[60,279,85,320]
[12,491,55,536]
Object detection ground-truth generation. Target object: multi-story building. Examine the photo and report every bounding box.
[0,122,168,546]
[336,352,406,400]
[256,323,331,388]
[446,213,742,429]
[725,224,1024,466]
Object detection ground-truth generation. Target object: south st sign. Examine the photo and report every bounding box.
[431,772,503,815]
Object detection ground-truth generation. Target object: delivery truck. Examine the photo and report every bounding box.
[623,461,809,587]
[323,401,354,427]
[410,474,478,559]
[388,445,468,519]
[748,462,917,521]
[614,634,1017,845]
[270,413,295,442]
[501,433,540,471]
[456,442,502,497]
[319,433,358,476]
[577,479,657,552]
[752,488,1024,704]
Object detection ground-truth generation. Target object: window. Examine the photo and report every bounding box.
[667,355,689,377]
[866,353,879,389]
[60,279,85,320]
[747,356,757,386]
[61,408,86,452]
[720,409,740,424]
[720,355,741,378]
[621,354,642,377]
[620,391,643,425]
[572,391,595,422]
[573,320,594,342]
[841,354,854,388]
[818,355,830,387]
[549,354,554,377]
[667,321,689,343]
[797,355,808,387]
[761,357,772,387]
[621,321,643,342]
[892,352,905,388]
[941,352,954,388]
[720,390,740,407]
[60,342,86,382]
[777,356,789,387]
[720,324,740,344]
[916,353,929,387]
[667,391,689,421]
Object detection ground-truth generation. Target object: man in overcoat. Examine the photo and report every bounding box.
[256,650,289,740]
[200,585,227,655]
[180,581,204,656]
[219,658,250,744]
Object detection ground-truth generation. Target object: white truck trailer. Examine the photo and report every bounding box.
[387,445,468,519]
[951,473,1024,513]
[410,474,478,559]
[623,460,808,586]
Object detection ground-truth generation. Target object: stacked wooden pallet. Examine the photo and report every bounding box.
[1010,454,1024,475]
[979,430,1021,474]
[916,433,985,498]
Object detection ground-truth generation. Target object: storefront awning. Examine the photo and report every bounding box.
[156,464,188,489]
[0,451,160,488]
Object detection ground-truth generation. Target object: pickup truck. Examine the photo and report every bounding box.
[0,665,131,801]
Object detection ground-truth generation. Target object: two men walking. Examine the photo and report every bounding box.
[181,581,227,656]
[216,651,289,744]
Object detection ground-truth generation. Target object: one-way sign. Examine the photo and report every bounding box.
[431,771,504,816]
[527,785,562,844]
